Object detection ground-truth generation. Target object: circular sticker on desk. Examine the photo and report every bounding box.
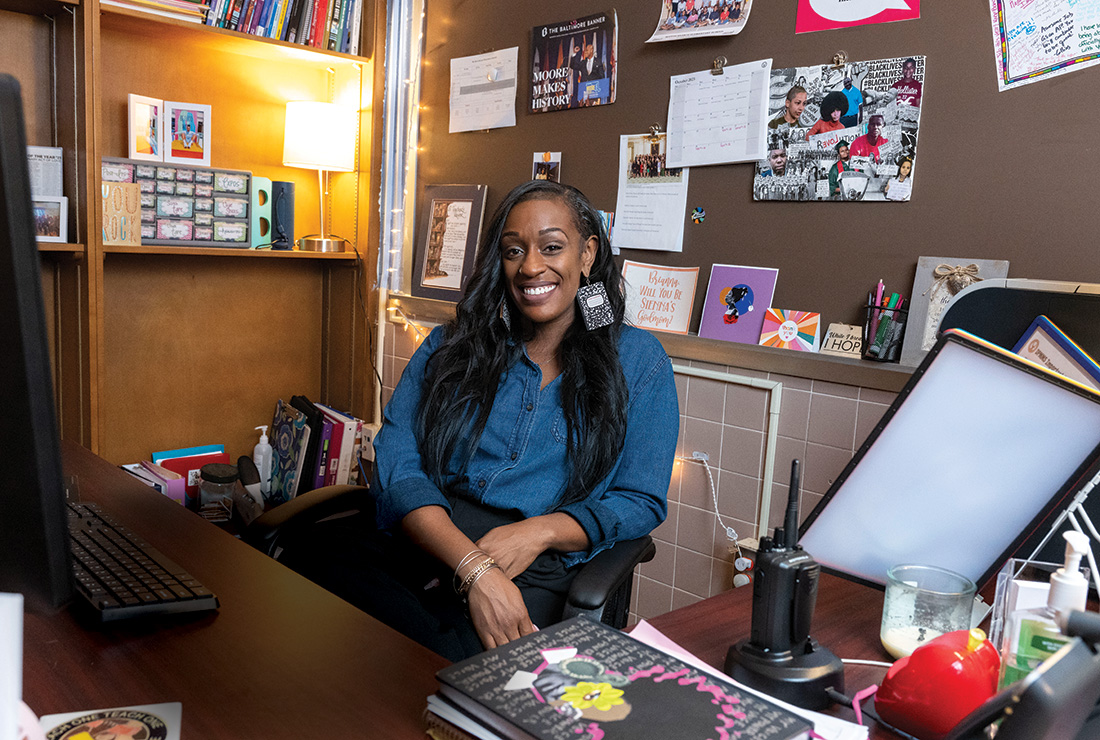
[47,709,170,740]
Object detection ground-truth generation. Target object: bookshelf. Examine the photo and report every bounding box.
[3,0,380,465]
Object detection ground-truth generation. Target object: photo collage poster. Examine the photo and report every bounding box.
[753,55,925,202]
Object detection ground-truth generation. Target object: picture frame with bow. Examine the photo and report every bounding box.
[899,256,1010,367]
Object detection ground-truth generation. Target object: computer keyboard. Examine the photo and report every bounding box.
[67,501,219,622]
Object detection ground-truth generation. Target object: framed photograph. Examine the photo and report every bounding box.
[128,94,164,162]
[898,256,1010,367]
[32,195,68,243]
[412,184,488,302]
[164,101,211,167]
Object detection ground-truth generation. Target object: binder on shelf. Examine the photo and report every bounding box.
[152,443,224,465]
[157,450,230,504]
[270,399,310,503]
[316,402,361,486]
[290,395,325,495]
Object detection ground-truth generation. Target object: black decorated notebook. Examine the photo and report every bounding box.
[435,617,813,740]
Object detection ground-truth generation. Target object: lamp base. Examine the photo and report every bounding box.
[298,234,347,253]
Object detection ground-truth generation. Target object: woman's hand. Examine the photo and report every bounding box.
[466,567,536,649]
[476,518,550,579]
[475,513,588,579]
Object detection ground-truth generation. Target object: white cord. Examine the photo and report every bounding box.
[841,659,893,668]
[679,452,739,544]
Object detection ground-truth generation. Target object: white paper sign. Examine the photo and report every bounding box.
[809,0,912,22]
[990,0,1100,91]
[611,133,690,253]
[1,593,22,740]
[449,48,519,133]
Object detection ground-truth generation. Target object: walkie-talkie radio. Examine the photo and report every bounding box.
[725,460,844,709]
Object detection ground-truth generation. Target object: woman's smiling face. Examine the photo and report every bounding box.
[500,196,597,336]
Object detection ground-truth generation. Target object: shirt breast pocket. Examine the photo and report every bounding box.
[551,410,571,446]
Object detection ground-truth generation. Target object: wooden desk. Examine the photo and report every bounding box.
[649,573,898,738]
[23,442,447,738]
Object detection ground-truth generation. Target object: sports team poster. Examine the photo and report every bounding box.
[796,0,920,34]
[531,11,618,113]
[753,55,925,202]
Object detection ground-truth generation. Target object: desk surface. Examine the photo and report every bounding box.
[23,442,447,738]
[649,572,898,739]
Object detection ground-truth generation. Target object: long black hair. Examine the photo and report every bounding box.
[416,180,628,507]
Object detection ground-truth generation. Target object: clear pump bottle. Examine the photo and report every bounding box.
[253,425,273,498]
[998,530,1091,688]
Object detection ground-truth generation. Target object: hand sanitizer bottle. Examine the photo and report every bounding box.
[998,530,1091,688]
[253,425,273,498]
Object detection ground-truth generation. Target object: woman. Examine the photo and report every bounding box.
[805,91,848,139]
[884,157,913,201]
[365,181,678,660]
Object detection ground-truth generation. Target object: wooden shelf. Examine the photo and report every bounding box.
[102,244,360,259]
[0,0,78,17]
[99,3,371,65]
[37,241,84,254]
[386,293,914,393]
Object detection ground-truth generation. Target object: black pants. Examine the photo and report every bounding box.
[280,499,578,662]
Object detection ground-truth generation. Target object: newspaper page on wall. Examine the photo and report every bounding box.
[531,11,618,113]
[752,55,925,202]
[647,0,755,42]
[989,0,1100,91]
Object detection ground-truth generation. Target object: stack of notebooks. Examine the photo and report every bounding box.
[269,395,365,504]
[426,617,817,740]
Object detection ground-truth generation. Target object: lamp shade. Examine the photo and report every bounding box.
[282,101,357,172]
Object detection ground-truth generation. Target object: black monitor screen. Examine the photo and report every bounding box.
[0,73,72,610]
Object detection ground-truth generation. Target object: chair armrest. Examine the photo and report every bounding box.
[566,535,655,613]
[242,484,370,558]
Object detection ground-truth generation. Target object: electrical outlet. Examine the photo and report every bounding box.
[360,422,381,463]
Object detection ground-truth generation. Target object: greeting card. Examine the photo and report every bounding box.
[697,264,778,344]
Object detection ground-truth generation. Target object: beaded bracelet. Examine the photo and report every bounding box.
[458,556,498,598]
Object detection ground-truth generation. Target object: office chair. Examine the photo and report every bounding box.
[243,483,655,629]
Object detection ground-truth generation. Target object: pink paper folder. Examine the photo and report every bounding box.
[698,264,779,345]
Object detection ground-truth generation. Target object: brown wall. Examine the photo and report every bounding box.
[417,0,1100,330]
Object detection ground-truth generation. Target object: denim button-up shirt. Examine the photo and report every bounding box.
[374,324,679,566]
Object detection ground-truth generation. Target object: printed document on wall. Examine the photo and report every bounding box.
[449,48,518,133]
[666,59,772,168]
[612,133,689,253]
[990,0,1100,91]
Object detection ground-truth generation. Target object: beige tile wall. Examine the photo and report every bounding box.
[380,320,898,625]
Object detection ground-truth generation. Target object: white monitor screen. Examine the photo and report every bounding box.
[800,331,1100,588]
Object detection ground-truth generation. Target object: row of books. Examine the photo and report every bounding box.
[269,396,365,504]
[101,0,210,24]
[204,0,365,54]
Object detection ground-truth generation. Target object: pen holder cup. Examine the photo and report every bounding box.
[862,305,908,362]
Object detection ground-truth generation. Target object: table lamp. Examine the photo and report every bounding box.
[282,101,357,252]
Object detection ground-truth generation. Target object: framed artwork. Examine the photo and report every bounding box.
[412,184,488,301]
[128,94,164,162]
[32,195,68,243]
[164,101,211,167]
[898,256,1009,367]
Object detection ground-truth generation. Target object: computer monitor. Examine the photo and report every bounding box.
[0,73,73,611]
[799,329,1100,590]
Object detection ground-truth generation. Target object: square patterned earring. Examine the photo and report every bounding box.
[576,276,614,331]
[499,297,512,331]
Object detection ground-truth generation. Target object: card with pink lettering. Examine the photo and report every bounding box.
[621,260,699,334]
